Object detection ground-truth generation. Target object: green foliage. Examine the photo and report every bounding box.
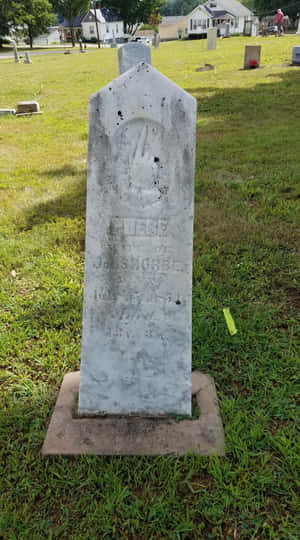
[101,0,165,34]
[161,0,199,16]
[254,0,299,20]
[0,0,13,39]
[13,0,55,48]
[0,36,299,538]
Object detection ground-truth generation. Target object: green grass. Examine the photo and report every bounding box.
[0,36,299,539]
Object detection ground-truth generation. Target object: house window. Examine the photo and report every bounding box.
[106,24,109,33]
[190,19,193,30]
[89,25,94,34]
[116,23,119,33]
[235,17,239,28]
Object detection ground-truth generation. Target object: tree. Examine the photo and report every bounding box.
[254,0,299,22]
[101,0,165,35]
[0,0,13,44]
[50,0,90,46]
[13,0,55,49]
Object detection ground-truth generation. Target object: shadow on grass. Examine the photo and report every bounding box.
[184,69,300,131]
[24,166,87,229]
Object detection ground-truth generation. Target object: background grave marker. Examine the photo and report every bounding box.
[118,43,151,75]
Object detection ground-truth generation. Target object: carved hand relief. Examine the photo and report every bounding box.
[112,119,173,210]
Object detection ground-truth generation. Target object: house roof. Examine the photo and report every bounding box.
[204,0,253,17]
[205,8,235,18]
[161,16,187,25]
[61,13,86,28]
[83,8,123,24]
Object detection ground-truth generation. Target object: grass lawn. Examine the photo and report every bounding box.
[0,36,299,538]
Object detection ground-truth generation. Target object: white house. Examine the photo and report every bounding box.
[81,8,125,44]
[187,0,256,38]
[33,26,60,46]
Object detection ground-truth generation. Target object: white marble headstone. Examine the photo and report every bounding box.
[118,43,151,74]
[79,62,197,416]
[207,28,217,50]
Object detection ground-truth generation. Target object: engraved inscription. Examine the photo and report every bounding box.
[109,218,168,237]
[94,255,186,273]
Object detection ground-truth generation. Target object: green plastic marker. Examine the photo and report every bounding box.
[223,308,237,336]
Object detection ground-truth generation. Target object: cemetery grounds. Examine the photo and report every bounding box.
[0,36,299,539]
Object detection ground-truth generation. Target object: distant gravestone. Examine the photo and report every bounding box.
[0,109,16,116]
[153,32,160,49]
[11,40,20,63]
[78,62,197,416]
[111,30,117,48]
[292,46,300,65]
[24,51,32,64]
[244,44,261,69]
[207,28,217,50]
[118,43,151,74]
[296,19,300,34]
[17,101,40,114]
[225,23,230,37]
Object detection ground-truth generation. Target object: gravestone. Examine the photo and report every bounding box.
[244,44,261,69]
[11,40,20,63]
[292,46,300,65]
[118,43,151,74]
[225,23,230,37]
[153,32,160,49]
[17,101,40,114]
[24,51,32,64]
[207,28,217,50]
[111,30,117,48]
[296,19,300,34]
[78,62,197,416]
[42,61,225,457]
[0,109,16,116]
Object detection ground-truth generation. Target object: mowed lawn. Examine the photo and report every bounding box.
[0,36,299,538]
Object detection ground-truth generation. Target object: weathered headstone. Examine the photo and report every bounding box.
[24,51,32,64]
[111,30,117,48]
[0,109,16,116]
[244,44,261,69]
[11,40,20,63]
[17,101,40,114]
[207,28,217,50]
[292,46,300,65]
[118,43,151,75]
[153,32,160,49]
[296,19,300,34]
[78,62,197,416]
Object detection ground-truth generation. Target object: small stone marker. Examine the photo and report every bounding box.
[244,45,261,69]
[16,101,41,115]
[11,40,20,63]
[0,109,16,116]
[24,51,32,64]
[207,28,217,51]
[292,46,300,65]
[118,43,151,74]
[111,30,117,48]
[78,62,196,416]
[153,32,160,49]
[296,19,300,34]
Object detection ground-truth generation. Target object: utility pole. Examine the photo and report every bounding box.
[94,1,101,48]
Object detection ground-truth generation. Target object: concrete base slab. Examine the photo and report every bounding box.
[42,371,225,456]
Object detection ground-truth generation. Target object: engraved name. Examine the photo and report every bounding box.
[109,218,168,237]
[95,255,185,273]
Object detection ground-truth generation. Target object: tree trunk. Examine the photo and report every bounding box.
[71,26,75,47]
[29,27,33,49]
